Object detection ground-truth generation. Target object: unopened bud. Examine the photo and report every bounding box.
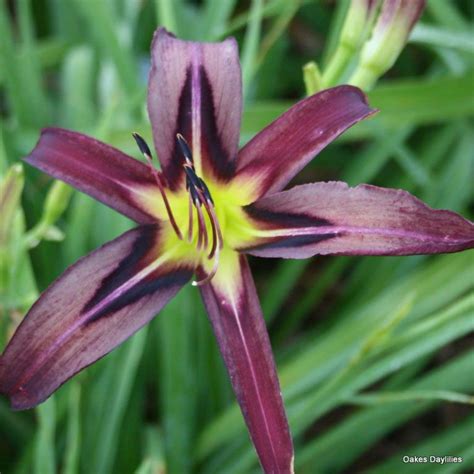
[350,0,426,89]
[322,0,379,87]
[43,180,73,225]
[303,61,322,95]
[0,164,24,246]
[341,0,379,49]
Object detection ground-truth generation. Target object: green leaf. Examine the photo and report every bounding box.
[88,329,148,474]
[157,287,198,474]
[63,384,81,474]
[411,23,474,54]
[34,397,56,474]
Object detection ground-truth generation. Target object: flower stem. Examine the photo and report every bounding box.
[348,62,379,90]
[303,61,322,96]
[321,42,354,88]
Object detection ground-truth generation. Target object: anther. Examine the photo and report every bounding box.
[132,132,153,159]
[177,133,193,165]
[132,133,183,240]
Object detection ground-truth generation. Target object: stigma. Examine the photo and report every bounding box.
[133,132,223,286]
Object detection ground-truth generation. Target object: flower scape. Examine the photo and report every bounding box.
[0,28,473,474]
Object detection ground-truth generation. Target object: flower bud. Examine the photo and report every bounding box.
[350,0,426,89]
[303,61,322,95]
[43,180,73,225]
[321,0,378,88]
[340,0,379,50]
[0,164,24,246]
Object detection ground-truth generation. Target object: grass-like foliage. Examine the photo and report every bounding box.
[0,1,473,473]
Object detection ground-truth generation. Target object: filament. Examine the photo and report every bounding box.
[132,133,182,240]
[192,244,220,287]
[187,191,194,242]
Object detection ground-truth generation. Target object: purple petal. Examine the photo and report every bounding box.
[199,252,293,473]
[241,182,474,258]
[0,225,193,410]
[234,86,376,200]
[148,28,242,189]
[25,128,159,224]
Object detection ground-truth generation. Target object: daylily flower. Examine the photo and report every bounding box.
[1,28,473,474]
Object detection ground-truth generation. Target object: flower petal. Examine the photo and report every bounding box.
[147,28,242,188]
[25,128,160,224]
[198,250,293,473]
[0,225,193,410]
[234,86,376,201]
[241,182,474,258]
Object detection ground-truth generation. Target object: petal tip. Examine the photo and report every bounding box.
[153,26,176,41]
[0,360,36,411]
[326,84,378,117]
[342,84,379,121]
[8,390,39,411]
[151,25,238,50]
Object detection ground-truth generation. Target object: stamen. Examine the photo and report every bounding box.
[198,177,214,205]
[176,133,224,286]
[195,201,208,251]
[204,201,224,250]
[177,133,193,165]
[187,191,194,243]
[132,132,153,158]
[192,244,220,287]
[201,198,220,258]
[133,133,182,240]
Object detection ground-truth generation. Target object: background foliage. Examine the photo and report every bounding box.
[0,0,473,473]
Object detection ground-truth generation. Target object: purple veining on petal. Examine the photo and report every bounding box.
[245,205,331,228]
[25,128,158,224]
[148,28,242,189]
[241,182,474,258]
[235,85,376,200]
[199,253,293,473]
[0,226,193,410]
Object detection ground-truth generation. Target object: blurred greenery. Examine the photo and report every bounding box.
[0,1,473,473]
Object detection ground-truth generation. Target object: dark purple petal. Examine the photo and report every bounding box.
[25,128,159,224]
[199,252,293,473]
[241,182,474,258]
[148,28,242,189]
[234,86,376,201]
[0,225,193,410]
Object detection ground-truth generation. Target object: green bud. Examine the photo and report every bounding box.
[303,61,322,95]
[350,0,426,90]
[340,0,379,50]
[0,164,24,246]
[322,0,379,87]
[43,180,73,225]
[43,225,65,242]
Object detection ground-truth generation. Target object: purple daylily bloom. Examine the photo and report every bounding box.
[1,28,473,474]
